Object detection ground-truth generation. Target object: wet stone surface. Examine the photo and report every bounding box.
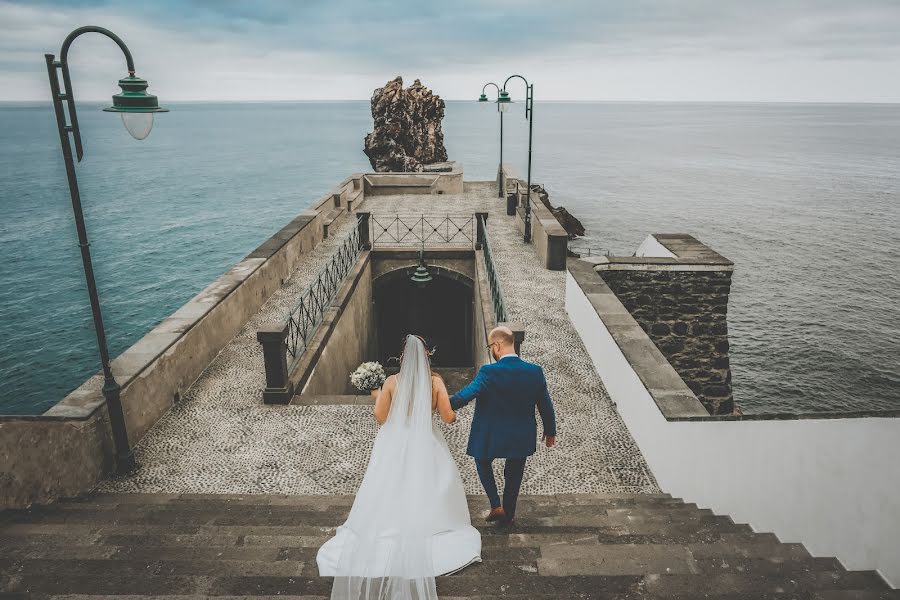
[98,182,658,496]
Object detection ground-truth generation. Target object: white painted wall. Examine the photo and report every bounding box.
[566,271,900,587]
[634,234,677,258]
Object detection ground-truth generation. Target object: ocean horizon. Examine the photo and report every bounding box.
[1,100,898,415]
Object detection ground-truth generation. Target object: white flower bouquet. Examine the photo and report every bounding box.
[350,361,387,392]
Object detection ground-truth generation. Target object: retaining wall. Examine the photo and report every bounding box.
[566,256,900,588]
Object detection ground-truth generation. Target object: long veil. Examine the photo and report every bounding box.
[329,335,445,600]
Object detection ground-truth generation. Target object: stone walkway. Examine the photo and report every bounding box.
[99,182,657,496]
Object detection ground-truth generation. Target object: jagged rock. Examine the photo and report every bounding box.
[530,184,586,239]
[364,76,448,172]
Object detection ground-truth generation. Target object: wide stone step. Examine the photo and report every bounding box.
[28,594,900,600]
[2,511,737,534]
[28,596,900,600]
[57,492,674,506]
[0,491,893,597]
[4,571,888,597]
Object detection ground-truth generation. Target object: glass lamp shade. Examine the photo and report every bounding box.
[103,74,168,140]
[121,112,154,140]
[498,102,510,113]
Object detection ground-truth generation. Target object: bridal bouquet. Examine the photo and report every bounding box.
[350,361,387,392]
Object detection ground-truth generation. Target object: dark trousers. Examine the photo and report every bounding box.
[475,457,527,519]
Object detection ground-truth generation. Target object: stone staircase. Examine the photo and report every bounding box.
[1,493,895,598]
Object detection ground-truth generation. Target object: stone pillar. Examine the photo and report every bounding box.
[594,234,735,415]
[357,211,371,250]
[256,323,294,404]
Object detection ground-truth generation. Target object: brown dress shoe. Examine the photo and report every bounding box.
[485,506,506,522]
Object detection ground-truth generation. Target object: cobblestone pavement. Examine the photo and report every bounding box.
[99,182,658,496]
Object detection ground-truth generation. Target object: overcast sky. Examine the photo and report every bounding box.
[2,0,900,103]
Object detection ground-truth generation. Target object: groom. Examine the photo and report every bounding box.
[449,326,557,525]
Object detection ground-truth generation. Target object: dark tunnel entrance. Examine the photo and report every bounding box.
[374,272,474,369]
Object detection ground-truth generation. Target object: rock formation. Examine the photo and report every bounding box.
[364,77,448,172]
[530,184,586,239]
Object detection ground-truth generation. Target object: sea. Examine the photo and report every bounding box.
[0,100,898,415]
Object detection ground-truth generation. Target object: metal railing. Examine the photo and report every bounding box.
[568,241,611,258]
[370,214,475,248]
[285,218,364,365]
[477,214,508,323]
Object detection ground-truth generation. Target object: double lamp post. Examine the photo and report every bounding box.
[479,75,535,243]
[45,26,167,473]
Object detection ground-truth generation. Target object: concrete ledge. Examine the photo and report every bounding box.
[362,162,464,196]
[567,257,708,419]
[498,162,520,199]
[610,233,734,270]
[0,408,112,510]
[515,202,568,270]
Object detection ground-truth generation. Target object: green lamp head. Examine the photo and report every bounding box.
[478,93,489,102]
[103,75,168,140]
[496,90,512,113]
[410,248,433,287]
[410,263,433,287]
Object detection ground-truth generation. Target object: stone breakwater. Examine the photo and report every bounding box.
[599,266,735,415]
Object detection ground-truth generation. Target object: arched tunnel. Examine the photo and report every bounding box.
[373,266,474,369]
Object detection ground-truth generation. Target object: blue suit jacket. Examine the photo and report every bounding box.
[449,356,557,459]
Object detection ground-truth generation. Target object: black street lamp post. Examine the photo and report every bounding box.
[45,26,168,474]
[480,75,534,243]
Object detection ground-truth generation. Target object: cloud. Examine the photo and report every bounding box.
[1,0,899,101]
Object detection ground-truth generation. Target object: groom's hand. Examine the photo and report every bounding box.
[542,433,557,448]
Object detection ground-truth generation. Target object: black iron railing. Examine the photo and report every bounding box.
[285,218,364,365]
[477,214,508,323]
[370,214,475,248]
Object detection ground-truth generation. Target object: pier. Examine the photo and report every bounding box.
[93,176,655,496]
[2,165,898,595]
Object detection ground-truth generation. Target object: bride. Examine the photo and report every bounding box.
[317,334,482,599]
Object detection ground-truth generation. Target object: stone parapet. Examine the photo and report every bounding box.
[361,161,463,196]
[499,164,568,270]
[588,234,735,415]
[0,174,364,509]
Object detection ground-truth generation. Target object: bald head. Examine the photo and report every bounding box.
[488,326,515,359]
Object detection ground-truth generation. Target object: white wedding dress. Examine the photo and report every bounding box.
[317,335,482,599]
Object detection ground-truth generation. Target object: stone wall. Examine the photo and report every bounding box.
[599,269,733,414]
[300,255,375,396]
[592,234,735,415]
[0,411,112,510]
